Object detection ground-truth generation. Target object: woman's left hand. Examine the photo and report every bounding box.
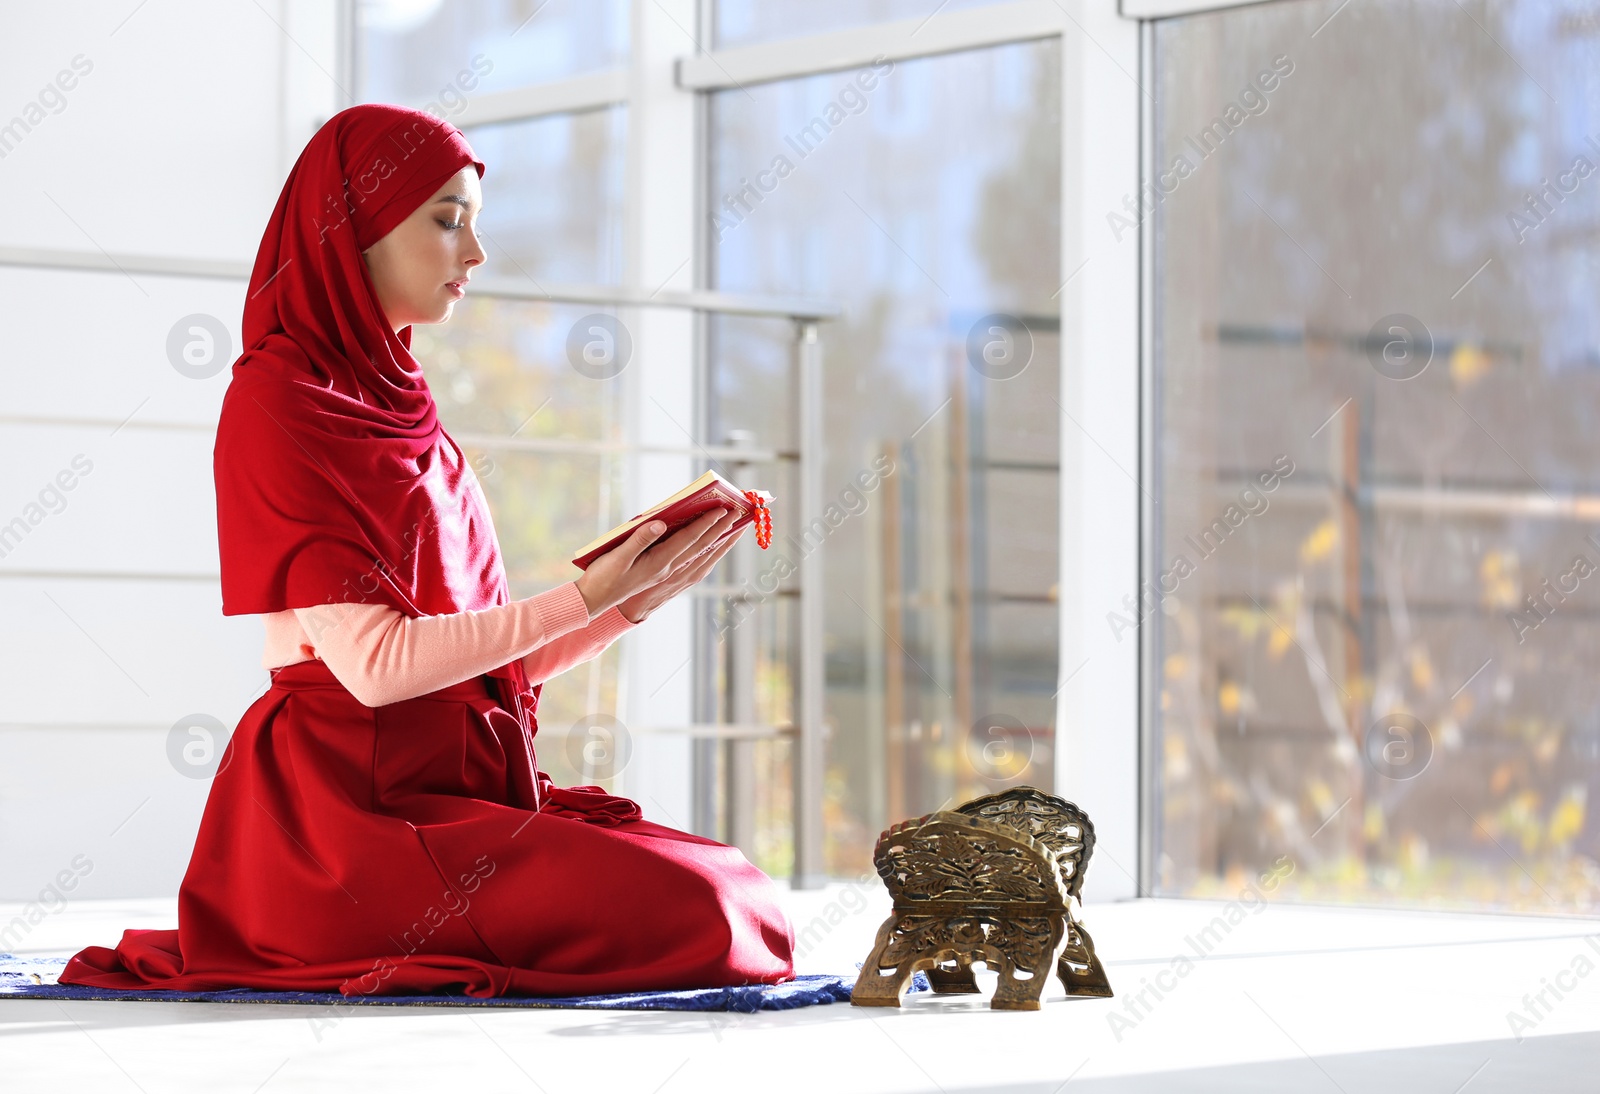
[617,513,747,624]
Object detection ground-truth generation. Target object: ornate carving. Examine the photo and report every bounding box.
[955,786,1096,900]
[1057,913,1113,998]
[852,787,1113,1010]
[954,786,1112,998]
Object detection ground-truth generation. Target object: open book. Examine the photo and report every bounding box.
[570,469,774,570]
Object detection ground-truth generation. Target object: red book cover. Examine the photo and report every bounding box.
[570,469,773,571]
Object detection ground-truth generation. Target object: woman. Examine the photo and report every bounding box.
[58,104,797,998]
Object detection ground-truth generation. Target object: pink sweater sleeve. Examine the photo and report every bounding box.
[519,600,637,685]
[282,580,638,707]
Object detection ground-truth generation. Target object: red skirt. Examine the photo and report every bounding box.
[58,658,796,998]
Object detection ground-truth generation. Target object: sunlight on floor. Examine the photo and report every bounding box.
[3,883,1598,1092]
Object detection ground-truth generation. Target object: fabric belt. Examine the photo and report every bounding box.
[266,657,496,703]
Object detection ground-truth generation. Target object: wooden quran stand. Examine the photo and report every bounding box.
[851,786,1114,1011]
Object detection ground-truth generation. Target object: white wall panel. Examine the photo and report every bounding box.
[0,0,335,260]
[0,579,265,726]
[0,266,243,424]
[0,0,335,900]
[0,425,220,575]
[0,726,218,902]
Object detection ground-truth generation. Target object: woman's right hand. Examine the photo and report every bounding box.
[574,507,736,620]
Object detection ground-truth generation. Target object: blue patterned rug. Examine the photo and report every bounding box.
[0,954,929,1011]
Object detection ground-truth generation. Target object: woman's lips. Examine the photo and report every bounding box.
[446,279,467,298]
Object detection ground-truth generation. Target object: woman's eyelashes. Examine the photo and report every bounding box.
[438,218,463,231]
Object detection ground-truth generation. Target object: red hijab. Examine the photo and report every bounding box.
[214,103,526,685]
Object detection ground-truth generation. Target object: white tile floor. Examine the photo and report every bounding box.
[3,882,1599,1093]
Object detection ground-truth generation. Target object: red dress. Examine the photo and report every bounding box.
[59,658,796,997]
[57,102,796,998]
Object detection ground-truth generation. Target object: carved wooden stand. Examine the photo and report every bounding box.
[851,786,1113,1011]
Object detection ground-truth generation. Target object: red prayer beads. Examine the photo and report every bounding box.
[743,489,773,549]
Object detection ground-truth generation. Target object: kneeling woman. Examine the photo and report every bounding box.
[59,104,796,999]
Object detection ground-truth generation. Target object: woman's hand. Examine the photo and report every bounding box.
[574,507,738,622]
[616,518,748,623]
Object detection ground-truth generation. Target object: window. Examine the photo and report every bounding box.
[709,38,1063,874]
[1148,0,1600,911]
[358,0,629,103]
[714,0,1015,49]
[464,111,626,285]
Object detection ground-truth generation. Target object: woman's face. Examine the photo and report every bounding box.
[361,166,485,333]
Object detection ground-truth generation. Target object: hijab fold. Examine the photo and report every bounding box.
[214,104,533,707]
